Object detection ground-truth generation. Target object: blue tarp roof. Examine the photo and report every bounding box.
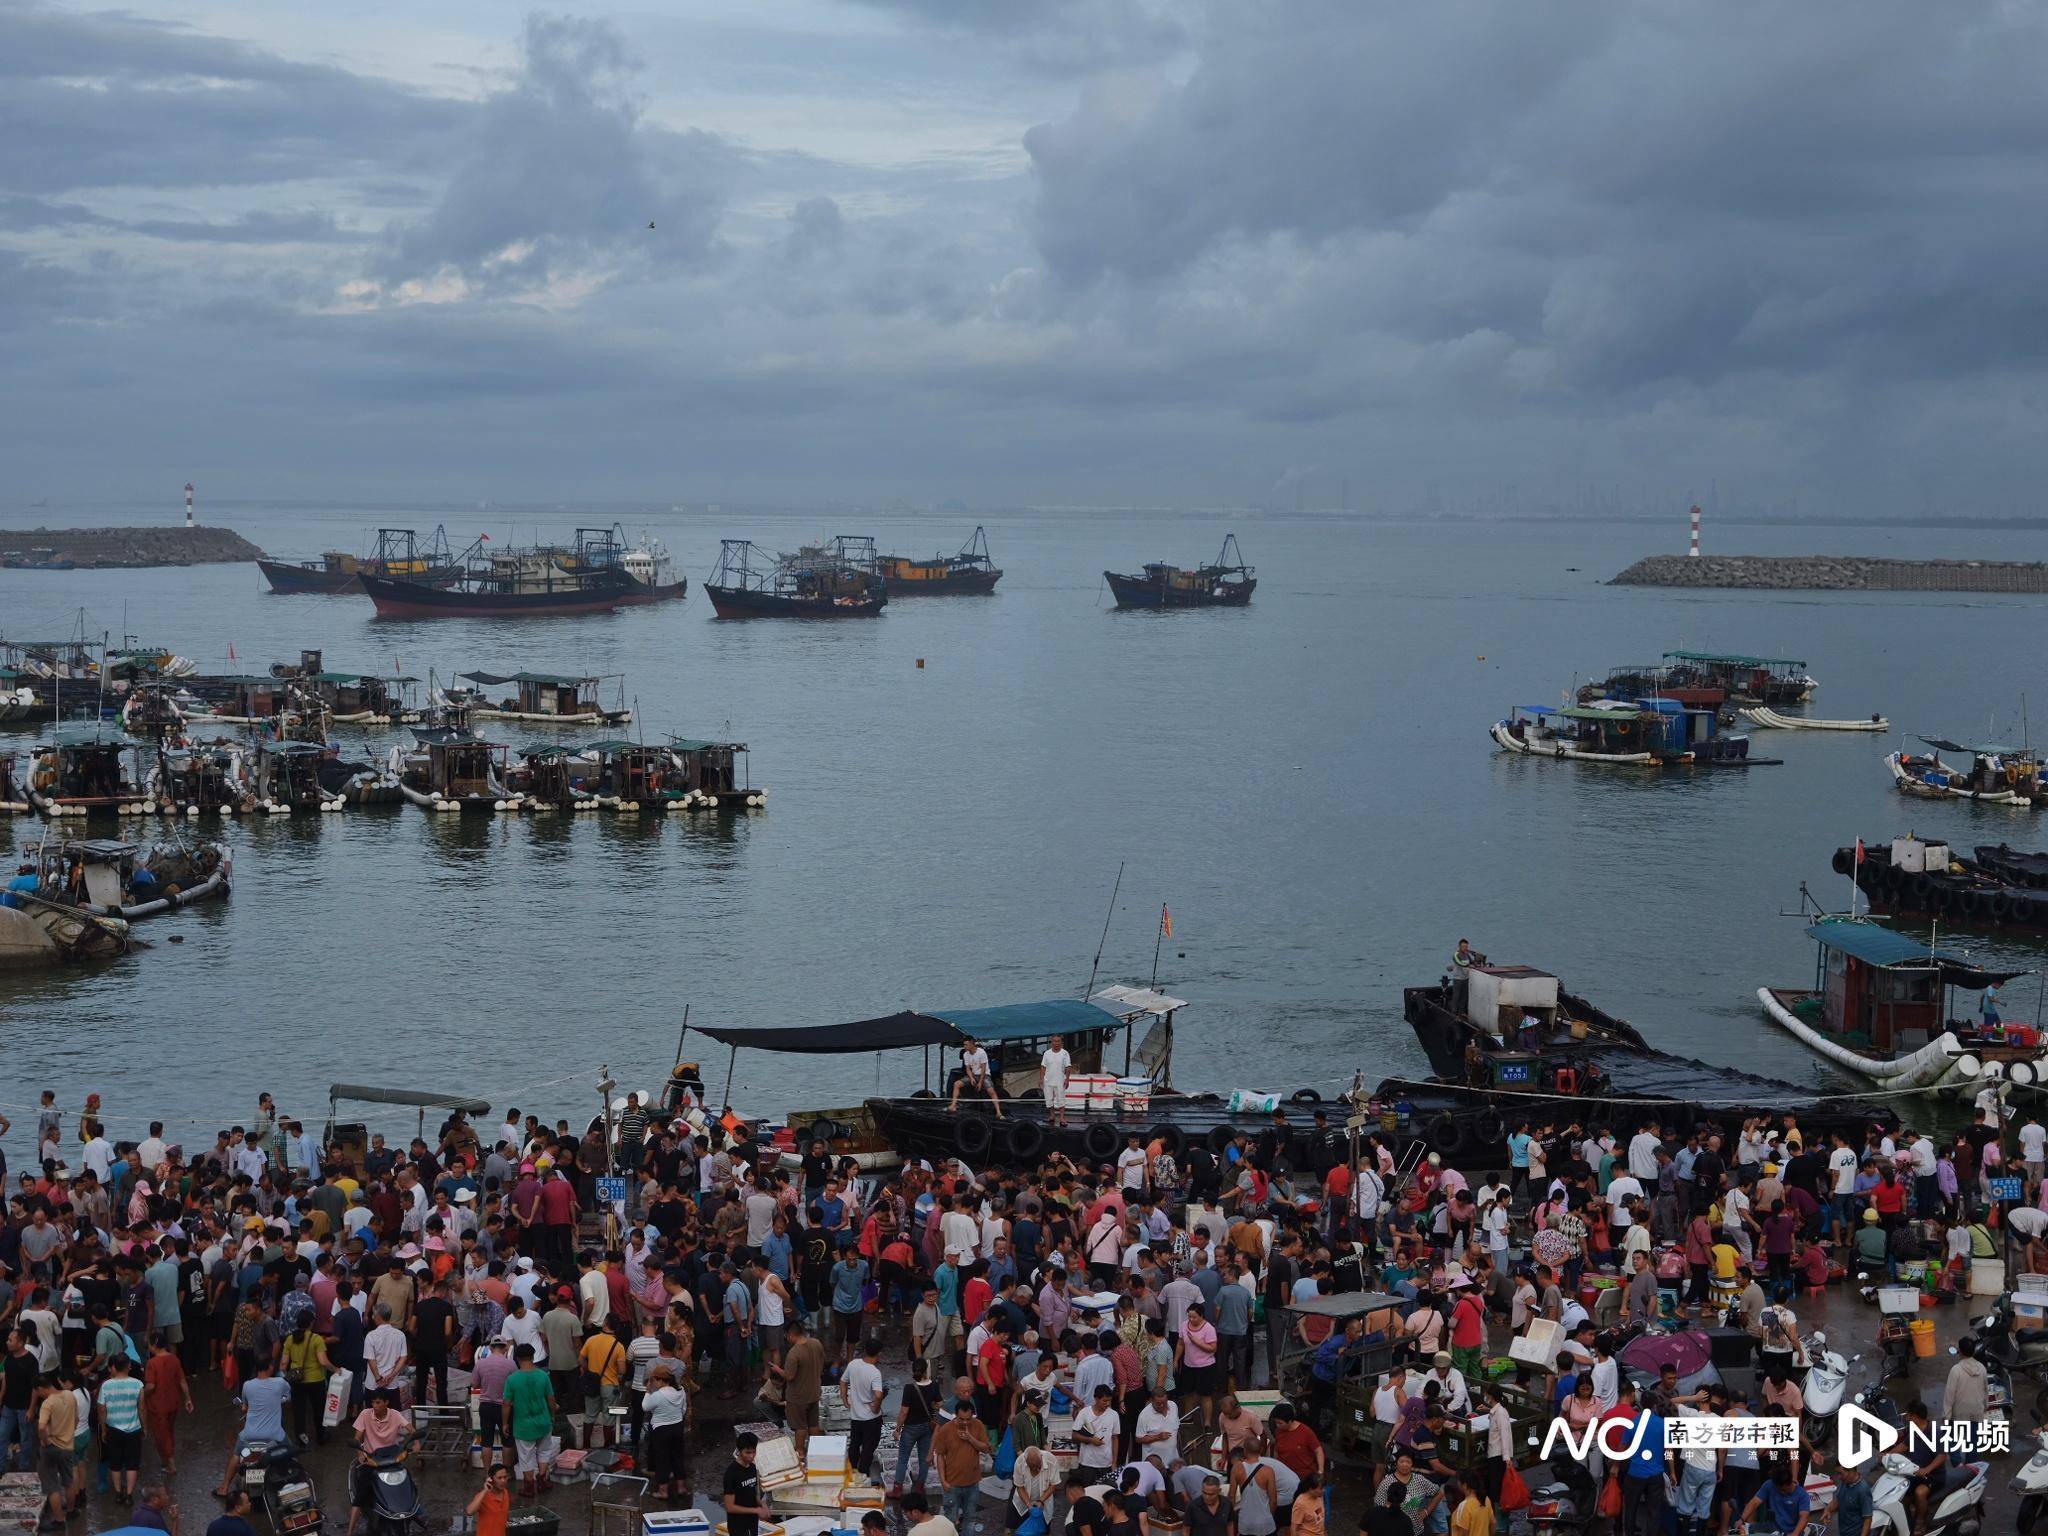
[1516,704,1557,716]
[1807,919,2024,985]
[927,998,1124,1042]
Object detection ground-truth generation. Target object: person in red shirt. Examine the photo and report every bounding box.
[962,1265,992,1328]
[973,1316,1012,1430]
[1448,1283,1487,1378]
[1871,1168,1907,1226]
[538,1171,579,1274]
[1266,1403,1324,1489]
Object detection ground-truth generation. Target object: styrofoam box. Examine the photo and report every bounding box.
[1877,1286,1922,1314]
[1510,1318,1562,1365]
[644,1512,712,1536]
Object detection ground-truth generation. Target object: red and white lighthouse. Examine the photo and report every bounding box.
[184,482,194,528]
[1688,503,1701,558]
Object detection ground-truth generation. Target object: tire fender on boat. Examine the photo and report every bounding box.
[1206,1123,1238,1153]
[1425,1114,1466,1156]
[1469,1111,1506,1148]
[1146,1123,1186,1158]
[1082,1122,1122,1162]
[955,1115,994,1158]
[1004,1120,1047,1164]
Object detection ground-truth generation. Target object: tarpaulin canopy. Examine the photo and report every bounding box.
[328,1083,491,1114]
[1664,650,1806,668]
[1807,920,2025,987]
[1919,738,2032,758]
[695,997,1135,1055]
[461,671,592,688]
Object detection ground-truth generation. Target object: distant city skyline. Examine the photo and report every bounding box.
[5,0,2046,516]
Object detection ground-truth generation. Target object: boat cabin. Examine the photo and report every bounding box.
[190,674,286,722]
[159,747,243,810]
[1663,650,1814,705]
[34,839,138,908]
[35,731,142,806]
[462,670,612,720]
[1634,697,1751,762]
[587,740,673,800]
[1914,739,2042,800]
[667,737,748,798]
[514,745,576,804]
[258,741,330,804]
[304,672,402,721]
[425,736,506,798]
[1800,919,2019,1056]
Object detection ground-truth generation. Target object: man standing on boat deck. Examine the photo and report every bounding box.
[1041,1035,1073,1129]
[950,1037,1004,1119]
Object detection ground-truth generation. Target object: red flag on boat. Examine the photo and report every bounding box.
[1855,838,1865,864]
[1160,903,1173,939]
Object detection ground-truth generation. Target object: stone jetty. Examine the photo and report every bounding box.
[0,525,263,568]
[1613,553,2048,593]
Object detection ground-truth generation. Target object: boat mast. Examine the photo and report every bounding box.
[1082,861,1125,1000]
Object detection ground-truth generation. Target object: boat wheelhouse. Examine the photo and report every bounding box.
[149,744,250,815]
[251,741,344,812]
[392,733,518,812]
[666,736,760,808]
[1493,698,1762,766]
[27,728,147,817]
[1104,534,1255,609]
[1662,650,1816,706]
[879,527,1002,596]
[1759,917,2042,1093]
[462,671,629,727]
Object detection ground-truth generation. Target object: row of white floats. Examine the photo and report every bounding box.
[20,790,767,818]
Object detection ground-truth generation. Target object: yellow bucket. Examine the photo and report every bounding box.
[1910,1318,1937,1358]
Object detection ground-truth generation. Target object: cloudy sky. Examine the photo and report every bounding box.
[5,0,2046,511]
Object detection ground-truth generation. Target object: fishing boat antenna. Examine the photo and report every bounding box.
[1082,861,1125,1000]
[672,1003,690,1071]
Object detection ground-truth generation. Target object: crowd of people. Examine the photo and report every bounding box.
[0,1067,2040,1536]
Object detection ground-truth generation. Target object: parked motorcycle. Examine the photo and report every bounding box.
[362,1445,428,1536]
[234,1440,322,1535]
[2014,1422,2048,1534]
[1868,1450,1987,1536]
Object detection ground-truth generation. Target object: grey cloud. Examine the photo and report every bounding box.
[373,14,730,295]
[0,2,463,193]
[785,197,845,261]
[129,210,370,245]
[846,0,1185,71]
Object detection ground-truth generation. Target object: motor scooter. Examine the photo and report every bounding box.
[1800,1330,1851,1446]
[2014,1421,2048,1534]
[1526,1450,1596,1536]
[1868,1450,1987,1536]
[362,1445,429,1536]
[234,1440,323,1535]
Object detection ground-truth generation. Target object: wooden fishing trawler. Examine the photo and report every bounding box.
[1759,915,2043,1095]
[1887,739,2043,805]
[27,728,149,818]
[390,733,521,812]
[703,537,888,618]
[461,671,630,728]
[147,744,252,816]
[249,741,346,812]
[1104,535,1255,609]
[1398,962,1896,1156]
[576,739,700,811]
[1661,650,1817,706]
[1823,837,2048,932]
[1492,698,1768,766]
[878,527,1002,595]
[24,836,231,918]
[361,529,639,618]
[258,526,456,595]
[505,745,589,813]
[1575,664,1727,712]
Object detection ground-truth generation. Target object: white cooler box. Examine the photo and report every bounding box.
[644,1513,712,1536]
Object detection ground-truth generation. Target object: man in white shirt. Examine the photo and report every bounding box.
[1425,1352,1469,1414]
[842,1337,887,1479]
[1908,1131,1940,1218]
[1117,1136,1149,1195]
[495,1294,545,1365]
[1040,1035,1073,1127]
[136,1124,168,1172]
[81,1130,114,1182]
[363,1304,411,1392]
[1627,1126,1663,1181]
[1605,1174,1644,1230]
[940,1198,981,1268]
[1073,1385,1120,1471]
[1072,1337,1117,1409]
[1722,1184,1753,1262]
[1134,1387,1181,1467]
[1828,1132,1860,1240]
[949,1039,1003,1118]
[2021,1116,2047,1189]
[232,1134,267,1184]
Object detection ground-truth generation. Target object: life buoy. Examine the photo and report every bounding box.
[1291,1088,1323,1105]
[1425,1114,1466,1156]
[1553,1067,1579,1095]
[1147,1123,1185,1158]
[1004,1119,1047,1165]
[1082,1122,1121,1161]
[955,1115,994,1158]
[1207,1123,1239,1152]
[1470,1111,1506,1147]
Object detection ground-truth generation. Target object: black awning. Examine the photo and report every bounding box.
[694,1012,953,1054]
[328,1083,492,1115]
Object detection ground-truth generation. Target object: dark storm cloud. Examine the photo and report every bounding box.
[0,1,463,192]
[784,196,845,261]
[372,14,731,295]
[1022,0,2048,399]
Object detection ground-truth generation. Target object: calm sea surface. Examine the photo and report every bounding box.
[5,505,2048,1156]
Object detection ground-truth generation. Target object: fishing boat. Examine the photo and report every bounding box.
[505,746,593,813]
[0,891,129,968]
[1493,698,1767,765]
[389,733,522,812]
[249,741,346,813]
[576,739,711,812]
[1104,535,1255,609]
[1823,837,2048,931]
[879,527,1002,596]
[23,836,231,918]
[27,728,149,818]
[0,548,76,571]
[1398,962,1896,1157]
[1659,651,1817,706]
[1888,741,2043,805]
[0,674,38,725]
[461,671,630,728]
[1575,665,1727,713]
[361,529,639,618]
[614,530,690,606]
[666,735,763,809]
[703,537,887,617]
[146,743,252,816]
[1758,916,2044,1094]
[258,526,456,595]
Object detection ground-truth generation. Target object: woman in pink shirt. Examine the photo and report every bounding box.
[1176,1301,1220,1430]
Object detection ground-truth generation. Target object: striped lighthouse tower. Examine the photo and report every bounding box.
[1688,503,1701,558]
[184,482,194,528]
